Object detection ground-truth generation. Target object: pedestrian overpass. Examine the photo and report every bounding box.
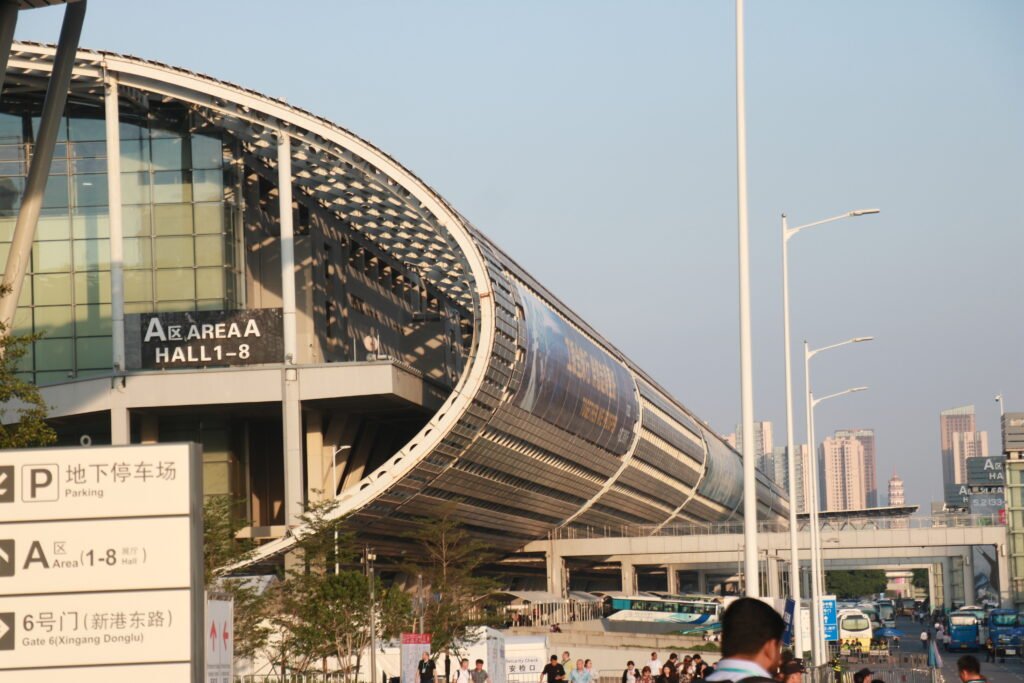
[522,513,1008,608]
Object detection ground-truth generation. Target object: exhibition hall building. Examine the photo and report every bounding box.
[0,35,787,568]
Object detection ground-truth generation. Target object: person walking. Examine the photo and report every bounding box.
[541,655,566,683]
[570,660,590,683]
[984,637,994,663]
[622,660,639,683]
[649,653,663,677]
[470,659,491,683]
[453,659,472,683]
[639,667,655,683]
[703,598,785,683]
[656,664,679,683]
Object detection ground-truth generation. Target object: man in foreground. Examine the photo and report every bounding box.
[705,598,784,683]
[957,655,986,683]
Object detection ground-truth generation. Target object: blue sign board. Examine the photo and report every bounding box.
[782,598,796,646]
[822,596,838,642]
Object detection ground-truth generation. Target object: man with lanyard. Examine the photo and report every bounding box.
[957,655,987,683]
[419,651,437,683]
[705,598,784,683]
[541,655,566,683]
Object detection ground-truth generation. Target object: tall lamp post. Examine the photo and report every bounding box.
[804,337,872,665]
[364,546,378,683]
[781,208,878,654]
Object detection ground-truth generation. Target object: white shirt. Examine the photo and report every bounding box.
[454,669,471,683]
[705,658,772,682]
[649,661,662,676]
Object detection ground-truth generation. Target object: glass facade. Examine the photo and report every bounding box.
[0,102,241,384]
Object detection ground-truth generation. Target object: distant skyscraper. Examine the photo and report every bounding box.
[940,405,989,488]
[726,420,776,481]
[820,432,868,511]
[836,428,878,507]
[888,473,905,507]
[769,446,789,490]
[792,444,810,514]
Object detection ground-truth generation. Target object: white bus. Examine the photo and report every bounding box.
[838,609,873,649]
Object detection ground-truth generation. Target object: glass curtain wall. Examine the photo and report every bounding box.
[0,100,241,385]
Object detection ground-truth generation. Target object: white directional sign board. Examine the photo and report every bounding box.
[0,444,203,683]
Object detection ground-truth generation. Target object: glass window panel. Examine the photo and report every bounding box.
[193,202,224,234]
[155,236,194,267]
[72,208,110,239]
[0,177,23,216]
[119,118,145,140]
[11,308,31,336]
[152,170,192,204]
[42,174,69,209]
[77,369,111,380]
[154,299,194,313]
[0,161,24,176]
[47,158,68,175]
[34,338,73,371]
[73,239,111,271]
[72,158,106,174]
[124,301,153,314]
[74,271,111,305]
[0,145,24,161]
[32,241,72,272]
[156,269,195,301]
[124,270,153,302]
[123,237,152,269]
[151,137,189,171]
[196,268,225,299]
[75,304,112,337]
[76,336,112,369]
[68,117,105,142]
[122,204,151,237]
[120,172,151,205]
[36,212,70,241]
[196,298,226,311]
[195,235,225,266]
[153,203,193,235]
[192,169,223,202]
[33,305,74,337]
[31,117,68,142]
[72,173,108,207]
[35,371,70,385]
[191,135,222,169]
[0,113,22,144]
[33,273,70,305]
[14,344,32,372]
[120,138,149,172]
[70,140,107,158]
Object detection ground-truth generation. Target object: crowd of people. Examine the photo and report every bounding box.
[539,650,714,683]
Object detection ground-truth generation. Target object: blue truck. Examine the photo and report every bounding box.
[987,609,1024,659]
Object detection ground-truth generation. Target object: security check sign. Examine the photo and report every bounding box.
[0,444,203,683]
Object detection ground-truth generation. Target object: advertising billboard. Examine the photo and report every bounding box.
[945,483,970,509]
[967,456,1006,486]
[972,545,1001,606]
[0,444,203,683]
[125,308,283,369]
[513,284,638,455]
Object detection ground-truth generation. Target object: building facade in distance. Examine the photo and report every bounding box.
[941,405,989,489]
[835,428,878,507]
[888,472,905,507]
[820,432,868,511]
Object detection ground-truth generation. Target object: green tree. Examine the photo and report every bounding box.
[203,495,272,660]
[825,569,887,598]
[402,506,499,659]
[0,287,56,448]
[274,498,412,679]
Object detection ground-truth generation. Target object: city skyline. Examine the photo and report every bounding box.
[12,1,1023,513]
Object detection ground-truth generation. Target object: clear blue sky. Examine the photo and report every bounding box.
[14,1,1024,511]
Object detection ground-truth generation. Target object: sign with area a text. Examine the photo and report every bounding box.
[967,456,1006,486]
[401,633,431,683]
[822,595,838,642]
[0,444,203,683]
[126,308,283,370]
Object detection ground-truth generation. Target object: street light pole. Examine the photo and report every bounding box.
[803,337,871,666]
[365,546,378,683]
[781,208,878,656]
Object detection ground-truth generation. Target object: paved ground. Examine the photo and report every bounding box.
[893,616,1024,683]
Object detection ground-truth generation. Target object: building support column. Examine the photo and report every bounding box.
[766,556,782,598]
[941,557,954,610]
[103,69,125,372]
[666,565,679,595]
[547,549,566,599]
[927,565,937,610]
[0,0,19,98]
[963,551,977,606]
[620,561,636,595]
[304,408,326,501]
[110,406,129,445]
[0,0,87,330]
[696,570,708,594]
[277,132,303,528]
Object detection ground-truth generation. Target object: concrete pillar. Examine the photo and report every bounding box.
[927,565,937,611]
[278,133,304,528]
[547,550,566,598]
[696,570,708,594]
[766,557,782,598]
[0,1,20,99]
[304,409,326,501]
[941,557,954,610]
[963,552,977,606]
[998,543,1011,606]
[666,565,679,595]
[621,561,636,595]
[110,406,129,445]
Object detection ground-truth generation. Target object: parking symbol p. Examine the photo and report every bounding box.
[0,467,12,503]
[22,465,59,502]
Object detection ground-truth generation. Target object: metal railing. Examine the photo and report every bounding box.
[234,675,351,683]
[549,514,1003,541]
